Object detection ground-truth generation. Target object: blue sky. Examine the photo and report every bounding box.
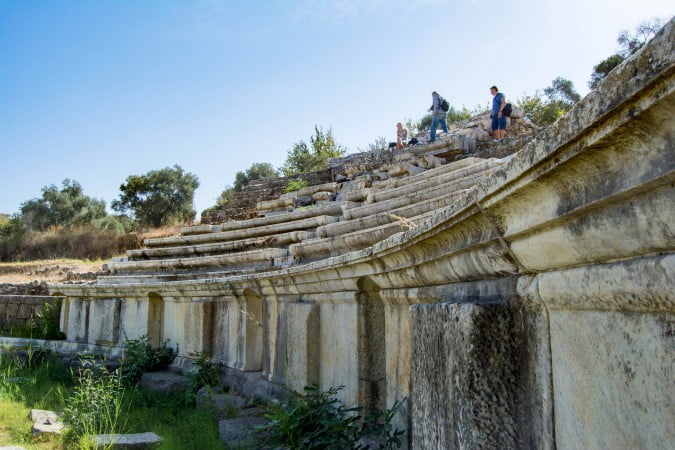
[1,0,672,218]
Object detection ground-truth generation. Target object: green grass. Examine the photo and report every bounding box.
[0,350,228,449]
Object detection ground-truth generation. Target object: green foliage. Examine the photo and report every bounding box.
[261,385,404,449]
[92,214,138,235]
[517,77,581,127]
[193,353,221,388]
[62,358,126,443]
[19,179,106,232]
[234,162,279,192]
[0,350,224,449]
[588,54,626,90]
[588,18,664,89]
[119,335,177,386]
[284,179,310,193]
[281,125,346,176]
[0,215,27,261]
[112,165,199,228]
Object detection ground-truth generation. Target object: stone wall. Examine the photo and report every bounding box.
[203,169,333,223]
[0,295,60,333]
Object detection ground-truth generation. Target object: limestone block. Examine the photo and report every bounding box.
[218,416,268,447]
[90,432,162,449]
[195,387,247,419]
[65,298,89,342]
[410,302,546,449]
[137,372,190,394]
[256,197,294,212]
[285,302,320,392]
[311,191,334,201]
[550,310,674,449]
[30,409,64,436]
[87,298,120,346]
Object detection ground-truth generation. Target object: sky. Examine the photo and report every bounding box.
[1,0,673,218]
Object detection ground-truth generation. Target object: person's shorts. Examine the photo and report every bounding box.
[491,114,507,130]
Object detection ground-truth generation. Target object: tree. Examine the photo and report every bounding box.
[280,125,346,176]
[588,18,664,89]
[233,162,279,192]
[588,54,626,90]
[112,165,199,227]
[517,77,580,127]
[19,179,106,232]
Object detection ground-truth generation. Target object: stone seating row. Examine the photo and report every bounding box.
[112,156,500,275]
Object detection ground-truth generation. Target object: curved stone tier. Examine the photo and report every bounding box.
[49,20,675,450]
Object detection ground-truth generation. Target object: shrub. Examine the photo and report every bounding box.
[62,358,126,444]
[284,179,310,193]
[261,385,405,449]
[119,335,177,386]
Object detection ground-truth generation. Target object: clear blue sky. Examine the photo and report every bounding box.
[1,0,672,218]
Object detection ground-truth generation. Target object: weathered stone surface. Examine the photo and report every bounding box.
[218,416,268,446]
[195,386,247,419]
[30,409,64,436]
[137,371,189,394]
[90,432,162,449]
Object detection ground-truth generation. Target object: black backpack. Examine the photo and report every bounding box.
[502,103,513,117]
[439,96,450,112]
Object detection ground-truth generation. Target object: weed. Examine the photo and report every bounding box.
[260,385,405,449]
[61,358,127,444]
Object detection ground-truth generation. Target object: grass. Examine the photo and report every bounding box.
[0,350,228,449]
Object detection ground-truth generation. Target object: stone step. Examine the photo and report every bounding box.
[290,211,437,261]
[367,158,501,204]
[148,215,339,248]
[182,204,344,236]
[342,171,490,221]
[108,248,289,274]
[317,189,470,238]
[97,267,261,285]
[128,231,315,261]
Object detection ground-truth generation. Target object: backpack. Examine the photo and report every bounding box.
[502,103,513,117]
[439,96,450,112]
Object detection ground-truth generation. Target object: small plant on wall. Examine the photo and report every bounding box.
[284,179,310,193]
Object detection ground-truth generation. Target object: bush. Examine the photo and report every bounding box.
[261,385,405,449]
[284,179,310,193]
[119,335,177,386]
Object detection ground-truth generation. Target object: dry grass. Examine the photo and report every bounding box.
[0,225,183,283]
[0,259,105,284]
[139,225,181,241]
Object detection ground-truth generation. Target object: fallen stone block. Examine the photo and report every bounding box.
[90,432,162,449]
[0,446,27,450]
[218,416,268,447]
[30,409,64,436]
[195,386,248,420]
[137,371,189,394]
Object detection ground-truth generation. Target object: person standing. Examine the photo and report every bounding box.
[396,122,408,149]
[490,85,507,140]
[429,91,448,143]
